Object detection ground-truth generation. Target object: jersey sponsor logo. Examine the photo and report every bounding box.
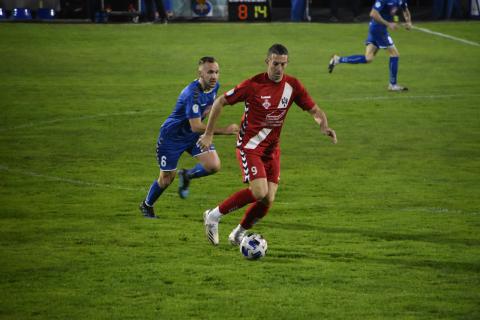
[375,1,381,8]
[277,82,293,109]
[265,110,286,127]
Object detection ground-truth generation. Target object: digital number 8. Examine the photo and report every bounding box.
[238,4,248,20]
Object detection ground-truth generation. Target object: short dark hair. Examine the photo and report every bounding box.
[198,56,216,65]
[267,44,288,57]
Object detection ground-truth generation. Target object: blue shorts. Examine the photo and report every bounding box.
[156,136,215,171]
[365,25,394,49]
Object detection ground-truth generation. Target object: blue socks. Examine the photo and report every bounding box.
[338,55,399,85]
[144,164,212,206]
[340,55,367,64]
[186,163,211,179]
[145,180,164,206]
[389,56,399,85]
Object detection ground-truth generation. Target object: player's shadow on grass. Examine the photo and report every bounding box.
[265,221,480,273]
[265,221,480,247]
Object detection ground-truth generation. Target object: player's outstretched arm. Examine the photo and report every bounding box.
[370,8,397,30]
[189,118,238,135]
[215,123,239,135]
[197,95,229,151]
[308,105,337,144]
[402,8,412,30]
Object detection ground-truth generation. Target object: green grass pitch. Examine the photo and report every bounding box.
[1,21,479,319]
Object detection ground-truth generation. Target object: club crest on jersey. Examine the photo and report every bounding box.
[262,98,271,109]
[192,104,199,113]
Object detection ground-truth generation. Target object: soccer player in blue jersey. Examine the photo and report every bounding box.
[328,0,412,91]
[139,56,239,218]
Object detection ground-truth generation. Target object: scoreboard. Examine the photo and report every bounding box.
[228,0,272,22]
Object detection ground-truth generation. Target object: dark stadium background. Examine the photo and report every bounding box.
[0,0,474,22]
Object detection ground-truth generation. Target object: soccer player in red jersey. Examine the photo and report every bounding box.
[197,44,337,246]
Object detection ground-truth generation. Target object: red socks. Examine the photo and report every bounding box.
[219,188,256,214]
[218,188,270,228]
[240,201,270,229]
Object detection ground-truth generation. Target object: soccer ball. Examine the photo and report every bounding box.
[240,233,268,260]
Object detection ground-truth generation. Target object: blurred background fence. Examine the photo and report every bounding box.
[0,0,478,22]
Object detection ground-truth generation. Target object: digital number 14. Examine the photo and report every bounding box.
[254,5,268,18]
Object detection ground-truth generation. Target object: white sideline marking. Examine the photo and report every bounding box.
[0,164,144,192]
[0,110,158,192]
[0,109,156,132]
[1,92,477,192]
[325,93,480,102]
[2,94,477,134]
[412,25,480,47]
[400,207,479,215]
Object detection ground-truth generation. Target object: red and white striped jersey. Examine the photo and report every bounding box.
[224,72,315,156]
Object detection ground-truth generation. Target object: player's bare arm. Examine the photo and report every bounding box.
[189,118,239,135]
[308,105,337,144]
[197,95,229,151]
[370,8,397,30]
[402,8,412,30]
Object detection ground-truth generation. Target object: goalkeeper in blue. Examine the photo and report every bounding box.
[139,57,239,218]
[328,0,412,91]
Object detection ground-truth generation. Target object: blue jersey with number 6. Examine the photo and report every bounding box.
[159,79,219,143]
[156,79,219,170]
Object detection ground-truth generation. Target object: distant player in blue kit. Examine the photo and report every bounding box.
[328,0,412,91]
[139,56,239,218]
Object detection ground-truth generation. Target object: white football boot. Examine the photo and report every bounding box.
[328,54,340,73]
[204,209,219,246]
[388,83,408,91]
[228,225,247,246]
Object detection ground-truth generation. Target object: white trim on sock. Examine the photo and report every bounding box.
[208,206,222,222]
[145,200,154,207]
[234,224,246,234]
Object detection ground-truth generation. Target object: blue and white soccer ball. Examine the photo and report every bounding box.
[240,233,268,260]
